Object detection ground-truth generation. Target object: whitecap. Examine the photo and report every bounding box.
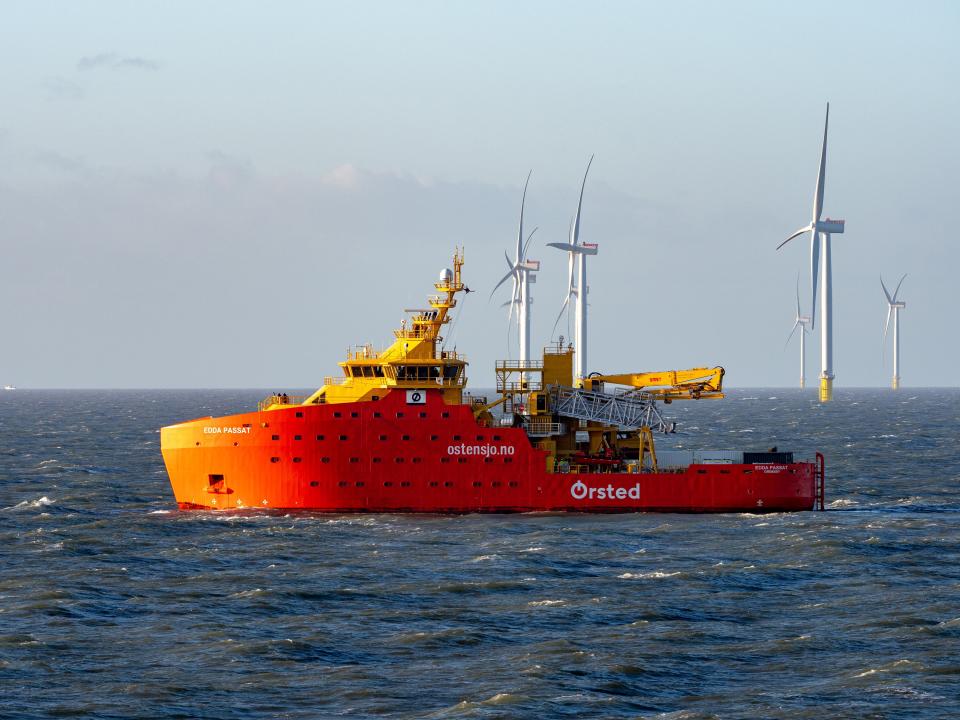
[528,599,566,607]
[618,571,682,579]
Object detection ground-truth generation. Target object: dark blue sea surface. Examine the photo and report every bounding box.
[2,388,959,719]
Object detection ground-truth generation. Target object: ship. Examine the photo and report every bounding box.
[161,250,825,513]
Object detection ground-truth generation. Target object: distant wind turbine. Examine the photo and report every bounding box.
[548,155,598,385]
[777,104,846,402]
[785,277,812,389]
[881,274,907,390]
[490,171,540,368]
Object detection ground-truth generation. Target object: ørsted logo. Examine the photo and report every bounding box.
[570,480,640,501]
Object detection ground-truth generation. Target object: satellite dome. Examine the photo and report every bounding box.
[439,267,453,284]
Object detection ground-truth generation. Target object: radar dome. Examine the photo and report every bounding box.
[439,268,453,284]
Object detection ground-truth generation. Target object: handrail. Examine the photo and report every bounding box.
[496,359,544,370]
[258,394,308,411]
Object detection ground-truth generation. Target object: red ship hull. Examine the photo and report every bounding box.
[161,391,821,513]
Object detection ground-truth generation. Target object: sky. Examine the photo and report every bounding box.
[1,1,957,388]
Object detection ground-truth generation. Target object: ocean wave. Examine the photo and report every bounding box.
[618,570,684,580]
[4,496,55,511]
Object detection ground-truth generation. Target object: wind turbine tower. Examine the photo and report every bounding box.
[786,281,812,388]
[881,274,907,390]
[548,156,598,386]
[777,104,846,402]
[491,171,540,369]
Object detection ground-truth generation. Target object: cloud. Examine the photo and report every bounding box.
[323,163,362,189]
[42,77,84,100]
[77,53,160,71]
[34,150,88,174]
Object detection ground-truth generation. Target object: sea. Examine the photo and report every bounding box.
[1,388,958,719]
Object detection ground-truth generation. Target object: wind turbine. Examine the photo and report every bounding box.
[786,278,812,388]
[777,104,846,402]
[490,171,540,368]
[881,274,907,390]
[548,155,598,386]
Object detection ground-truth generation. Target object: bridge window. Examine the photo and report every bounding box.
[373,367,384,378]
[443,366,459,380]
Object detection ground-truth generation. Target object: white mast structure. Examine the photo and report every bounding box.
[786,279,812,388]
[777,104,846,402]
[881,274,907,390]
[491,171,540,369]
[548,156,598,386]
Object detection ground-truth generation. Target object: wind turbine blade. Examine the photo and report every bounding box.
[880,275,893,304]
[883,306,893,344]
[795,272,802,318]
[785,320,801,350]
[777,225,812,250]
[522,227,538,259]
[892,273,907,303]
[551,295,570,340]
[489,267,517,299]
[504,251,514,270]
[813,103,829,224]
[572,155,594,248]
[546,242,577,252]
[810,229,820,330]
[516,170,531,263]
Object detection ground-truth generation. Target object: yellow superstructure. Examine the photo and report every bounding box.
[261,250,469,411]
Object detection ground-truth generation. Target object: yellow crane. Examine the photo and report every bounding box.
[582,367,725,402]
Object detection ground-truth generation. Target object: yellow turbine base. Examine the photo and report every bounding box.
[819,377,833,403]
[892,376,900,390]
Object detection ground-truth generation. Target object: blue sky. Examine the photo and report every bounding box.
[1,1,957,387]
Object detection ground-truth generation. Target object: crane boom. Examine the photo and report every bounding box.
[583,367,725,401]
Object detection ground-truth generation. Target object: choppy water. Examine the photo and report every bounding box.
[2,388,958,719]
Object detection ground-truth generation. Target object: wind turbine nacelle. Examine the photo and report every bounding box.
[892,302,905,309]
[520,260,541,271]
[817,219,845,234]
[582,242,599,255]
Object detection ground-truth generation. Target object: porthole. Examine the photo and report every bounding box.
[457,458,467,464]
[509,481,519,488]
[294,434,302,441]
[316,434,325,441]
[349,457,360,464]
[379,434,388,441]
[429,481,439,487]
[419,412,427,418]
[338,481,348,487]
[339,434,348,441]
[473,481,482,487]
[412,457,422,464]
[293,457,302,463]
[444,481,454,488]
[395,457,405,463]
[334,412,342,418]
[383,481,393,487]
[440,457,451,464]
[355,481,365,487]
[442,412,450,418]
[396,412,405,418]
[373,457,382,464]
[351,412,359,418]
[504,458,513,464]
[373,411,382,418]
[321,457,330,464]
[400,481,411,488]
[271,434,280,441]
[453,434,461,441]
[295,412,303,418]
[309,481,319,487]
[430,434,439,441]
[270,457,280,463]
[402,434,410,441]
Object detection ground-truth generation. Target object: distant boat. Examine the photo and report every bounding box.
[3,385,15,391]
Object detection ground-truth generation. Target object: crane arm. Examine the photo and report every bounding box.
[584,367,725,400]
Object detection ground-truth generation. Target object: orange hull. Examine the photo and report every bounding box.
[161,390,821,513]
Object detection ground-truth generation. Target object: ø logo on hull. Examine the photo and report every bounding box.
[570,481,588,500]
